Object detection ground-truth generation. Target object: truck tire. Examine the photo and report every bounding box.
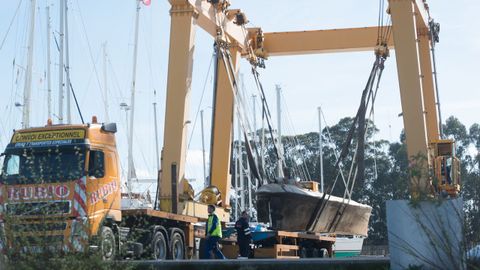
[100,226,116,260]
[169,231,185,260]
[152,231,168,260]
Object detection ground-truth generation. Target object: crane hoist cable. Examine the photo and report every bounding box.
[210,3,277,183]
[187,52,215,150]
[212,42,264,183]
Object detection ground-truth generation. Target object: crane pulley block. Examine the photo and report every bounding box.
[207,0,230,11]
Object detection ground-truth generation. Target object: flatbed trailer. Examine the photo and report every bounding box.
[119,208,200,259]
[251,230,335,259]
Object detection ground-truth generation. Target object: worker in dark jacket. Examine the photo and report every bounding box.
[205,204,226,259]
[235,210,251,258]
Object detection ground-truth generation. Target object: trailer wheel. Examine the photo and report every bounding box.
[100,226,116,261]
[169,232,185,260]
[152,231,167,260]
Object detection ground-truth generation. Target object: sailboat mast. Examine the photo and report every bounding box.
[65,0,72,124]
[58,0,65,124]
[127,0,141,193]
[318,107,324,193]
[153,91,160,173]
[46,5,52,120]
[200,109,207,187]
[251,94,259,189]
[238,112,245,212]
[22,0,37,129]
[275,85,284,178]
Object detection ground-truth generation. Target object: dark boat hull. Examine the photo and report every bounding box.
[256,183,372,236]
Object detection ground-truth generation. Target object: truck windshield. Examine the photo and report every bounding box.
[0,147,86,185]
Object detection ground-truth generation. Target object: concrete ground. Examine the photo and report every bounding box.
[124,257,390,270]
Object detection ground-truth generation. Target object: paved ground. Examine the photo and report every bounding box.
[124,257,390,270]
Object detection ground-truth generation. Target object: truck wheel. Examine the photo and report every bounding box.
[169,232,185,260]
[152,231,167,260]
[100,226,116,260]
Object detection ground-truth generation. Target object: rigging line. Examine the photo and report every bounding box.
[344,136,359,200]
[107,58,127,101]
[250,68,282,161]
[217,46,265,182]
[133,131,153,177]
[140,5,154,91]
[324,60,382,208]
[283,133,309,181]
[36,3,46,69]
[280,138,303,180]
[58,44,86,123]
[187,53,215,149]
[366,60,386,180]
[321,112,348,187]
[0,0,24,51]
[252,73,269,115]
[74,0,105,104]
[280,92,312,181]
[285,138,307,180]
[251,68,272,118]
[76,46,99,105]
[67,80,84,124]
[347,156,360,204]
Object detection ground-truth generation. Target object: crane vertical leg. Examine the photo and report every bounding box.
[418,32,440,142]
[209,47,240,208]
[389,0,430,195]
[159,3,197,213]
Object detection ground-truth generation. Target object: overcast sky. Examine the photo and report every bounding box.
[0,0,478,192]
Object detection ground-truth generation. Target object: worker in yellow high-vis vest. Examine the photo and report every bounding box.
[204,204,226,259]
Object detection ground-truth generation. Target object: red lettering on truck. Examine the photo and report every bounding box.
[7,185,70,201]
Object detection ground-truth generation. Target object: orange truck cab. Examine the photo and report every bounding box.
[0,120,123,256]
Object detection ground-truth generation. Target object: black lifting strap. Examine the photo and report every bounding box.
[307,56,386,233]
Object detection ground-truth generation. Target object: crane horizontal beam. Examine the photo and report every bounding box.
[259,27,395,57]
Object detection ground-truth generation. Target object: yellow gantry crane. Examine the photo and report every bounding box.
[157,0,459,220]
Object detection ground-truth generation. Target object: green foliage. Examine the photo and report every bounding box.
[3,253,132,270]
